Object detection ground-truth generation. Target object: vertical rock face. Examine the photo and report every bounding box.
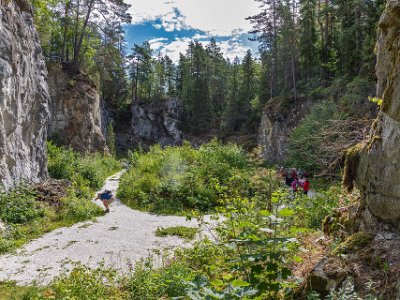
[0,0,49,189]
[354,0,400,228]
[117,98,184,150]
[47,68,107,153]
[258,97,309,164]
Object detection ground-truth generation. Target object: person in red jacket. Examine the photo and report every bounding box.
[303,178,310,195]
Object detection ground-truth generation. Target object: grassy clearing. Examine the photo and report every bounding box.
[155,226,198,240]
[0,143,121,254]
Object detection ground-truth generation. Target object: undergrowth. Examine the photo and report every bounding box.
[0,143,121,254]
[118,140,254,214]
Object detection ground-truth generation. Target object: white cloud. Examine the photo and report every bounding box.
[127,0,259,36]
[148,37,169,52]
[157,37,193,62]
[154,36,251,63]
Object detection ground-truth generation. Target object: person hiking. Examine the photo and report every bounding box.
[303,177,310,195]
[291,178,299,193]
[95,190,114,213]
[285,170,291,186]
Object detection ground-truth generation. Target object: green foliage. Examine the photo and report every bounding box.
[332,232,374,255]
[128,260,193,299]
[369,97,383,107]
[290,186,344,229]
[48,141,121,192]
[106,122,117,156]
[155,226,198,240]
[325,278,378,300]
[118,141,250,214]
[0,185,44,224]
[286,100,345,172]
[58,193,103,222]
[0,143,119,254]
[0,282,40,300]
[24,264,128,300]
[0,238,15,254]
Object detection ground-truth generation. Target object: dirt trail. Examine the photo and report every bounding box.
[0,171,213,285]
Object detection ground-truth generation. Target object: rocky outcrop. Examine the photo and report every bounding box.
[258,97,309,164]
[117,98,184,150]
[348,0,400,229]
[47,67,107,153]
[0,0,49,189]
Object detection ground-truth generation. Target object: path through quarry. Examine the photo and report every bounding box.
[0,171,214,285]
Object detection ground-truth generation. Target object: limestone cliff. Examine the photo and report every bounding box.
[348,0,400,229]
[117,98,184,151]
[47,67,107,153]
[258,97,310,164]
[0,0,49,189]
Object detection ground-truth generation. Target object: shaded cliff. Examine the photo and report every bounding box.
[258,96,310,164]
[116,98,184,151]
[47,67,107,153]
[346,0,400,230]
[0,0,49,189]
[304,3,400,298]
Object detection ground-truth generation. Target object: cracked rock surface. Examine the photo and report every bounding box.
[355,0,400,227]
[0,0,49,189]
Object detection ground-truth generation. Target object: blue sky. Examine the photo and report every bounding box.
[123,0,260,62]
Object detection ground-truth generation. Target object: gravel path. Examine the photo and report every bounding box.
[0,171,214,285]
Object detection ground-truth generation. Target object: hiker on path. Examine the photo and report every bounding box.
[303,177,310,195]
[291,178,299,193]
[95,190,115,213]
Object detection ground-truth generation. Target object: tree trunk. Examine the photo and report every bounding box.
[61,0,71,62]
[74,0,95,72]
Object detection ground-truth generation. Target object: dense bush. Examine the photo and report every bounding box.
[118,141,252,213]
[59,193,103,222]
[0,185,44,224]
[128,261,193,299]
[22,264,128,300]
[48,141,121,191]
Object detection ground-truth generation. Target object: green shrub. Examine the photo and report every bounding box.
[59,193,103,222]
[0,238,15,253]
[26,264,128,300]
[291,188,343,229]
[128,260,193,299]
[118,140,251,214]
[0,185,44,224]
[47,141,121,191]
[47,141,77,180]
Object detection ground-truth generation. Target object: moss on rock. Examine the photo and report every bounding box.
[342,143,364,193]
[332,232,374,255]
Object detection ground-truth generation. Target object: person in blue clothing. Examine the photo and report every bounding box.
[96,190,114,213]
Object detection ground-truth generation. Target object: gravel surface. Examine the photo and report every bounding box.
[0,171,215,285]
